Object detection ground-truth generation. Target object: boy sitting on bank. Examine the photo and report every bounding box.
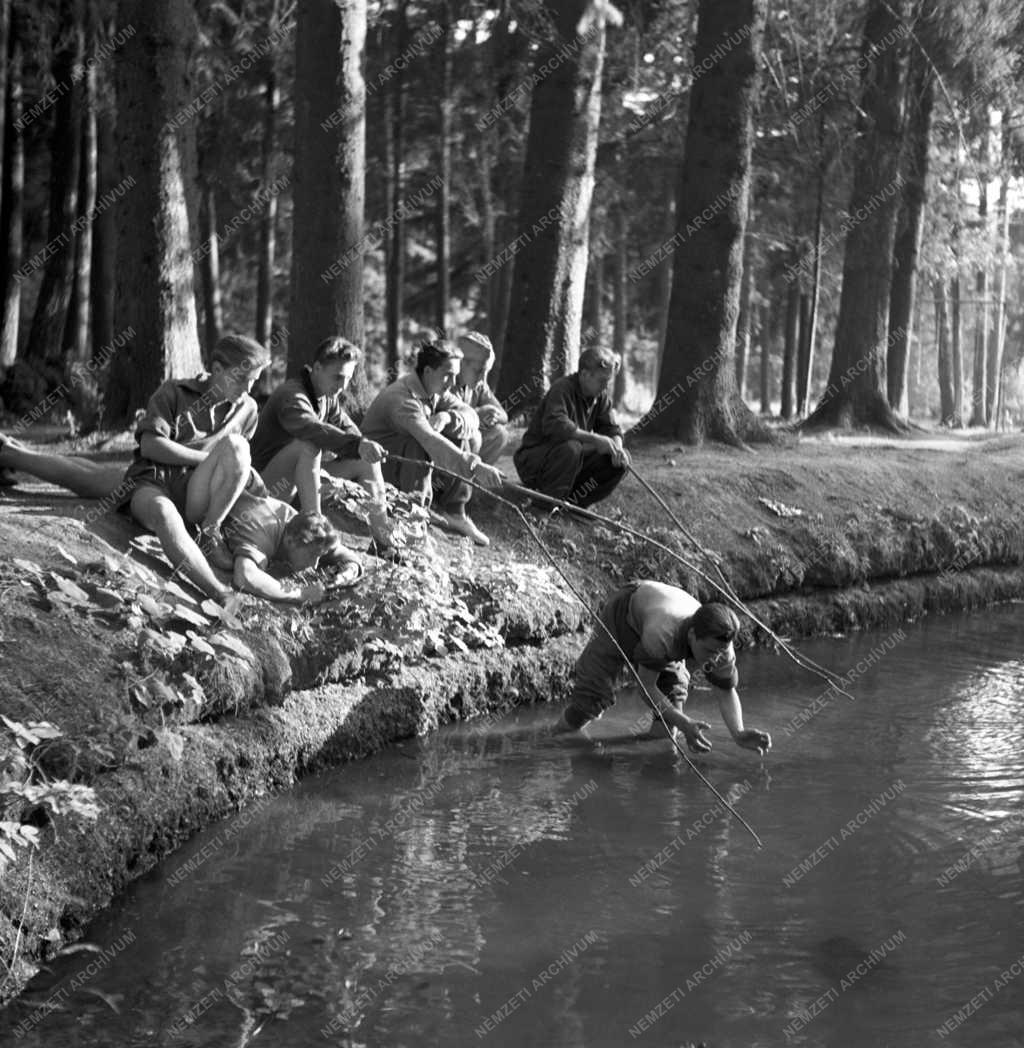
[248,336,395,557]
[120,333,271,601]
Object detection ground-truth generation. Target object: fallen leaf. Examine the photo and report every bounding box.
[55,545,79,566]
[185,631,217,657]
[171,604,211,629]
[90,587,124,609]
[138,594,171,620]
[52,576,90,603]
[208,632,254,660]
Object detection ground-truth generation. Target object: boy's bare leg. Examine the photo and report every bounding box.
[130,487,230,600]
[184,434,251,530]
[0,436,123,498]
[257,439,322,511]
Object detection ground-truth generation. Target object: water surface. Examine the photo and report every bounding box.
[4,606,1023,1047]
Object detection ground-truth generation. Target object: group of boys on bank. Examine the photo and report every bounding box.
[0,332,770,754]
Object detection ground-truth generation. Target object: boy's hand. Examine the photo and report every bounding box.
[734,728,771,755]
[680,718,712,753]
[358,439,386,464]
[296,582,326,606]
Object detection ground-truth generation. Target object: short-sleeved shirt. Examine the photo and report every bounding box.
[223,493,295,568]
[621,581,739,690]
[120,376,259,510]
[361,371,481,477]
[249,366,362,471]
[518,373,622,451]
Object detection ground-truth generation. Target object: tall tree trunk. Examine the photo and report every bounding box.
[384,0,406,374]
[255,60,279,349]
[288,0,366,376]
[950,274,963,426]
[802,0,910,432]
[584,246,604,343]
[887,58,933,413]
[653,166,675,392]
[969,114,990,427]
[434,0,451,333]
[734,240,752,400]
[90,102,115,360]
[796,290,811,414]
[0,5,22,370]
[799,109,826,414]
[759,300,771,414]
[648,0,768,443]
[0,0,8,231]
[612,204,627,407]
[988,126,1011,427]
[23,0,83,374]
[198,182,222,354]
[497,0,608,404]
[935,280,953,424]
[66,3,98,366]
[781,278,798,420]
[106,0,203,425]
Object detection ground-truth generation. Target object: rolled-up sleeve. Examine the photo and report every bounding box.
[276,390,362,457]
[136,383,180,441]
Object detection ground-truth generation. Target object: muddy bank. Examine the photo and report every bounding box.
[2,433,1024,1005]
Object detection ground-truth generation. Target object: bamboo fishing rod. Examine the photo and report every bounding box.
[383,453,765,849]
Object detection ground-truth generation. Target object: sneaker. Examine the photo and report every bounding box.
[198,525,235,572]
[440,511,489,546]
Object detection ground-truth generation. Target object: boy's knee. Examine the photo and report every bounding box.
[293,438,321,464]
[220,433,251,468]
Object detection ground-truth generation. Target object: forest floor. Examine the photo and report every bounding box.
[2,422,1024,1008]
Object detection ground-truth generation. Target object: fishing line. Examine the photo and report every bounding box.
[384,453,764,848]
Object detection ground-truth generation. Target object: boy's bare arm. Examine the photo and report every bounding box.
[233,557,325,605]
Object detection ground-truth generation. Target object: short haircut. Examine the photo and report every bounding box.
[691,602,741,643]
[458,331,493,355]
[414,339,462,379]
[282,511,342,558]
[313,336,362,367]
[211,333,270,372]
[579,348,618,373]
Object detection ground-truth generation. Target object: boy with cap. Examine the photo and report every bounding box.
[121,333,270,600]
[361,339,503,546]
[554,580,771,756]
[248,336,394,556]
[514,348,630,510]
[454,331,509,465]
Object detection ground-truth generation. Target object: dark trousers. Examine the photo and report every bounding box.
[378,430,470,514]
[513,439,626,508]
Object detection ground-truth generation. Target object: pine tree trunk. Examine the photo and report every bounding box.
[800,110,826,414]
[288,0,366,377]
[66,6,97,367]
[935,280,953,424]
[0,0,8,230]
[434,0,451,333]
[802,0,910,432]
[90,102,115,360]
[887,60,933,413]
[796,291,811,414]
[105,0,203,425]
[734,243,752,400]
[23,0,83,374]
[759,301,771,414]
[0,6,22,370]
[781,279,798,420]
[198,182,222,354]
[384,0,406,374]
[988,140,1010,426]
[255,62,279,349]
[497,0,607,404]
[612,204,627,407]
[648,0,768,443]
[584,248,604,343]
[950,274,963,426]
[653,167,675,393]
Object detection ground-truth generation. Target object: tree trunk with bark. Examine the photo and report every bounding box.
[90,101,115,360]
[935,280,953,424]
[384,0,406,374]
[759,301,771,414]
[612,204,627,407]
[288,0,366,377]
[734,241,752,400]
[255,60,279,349]
[987,124,1011,426]
[969,114,991,427]
[497,0,609,404]
[802,0,910,432]
[887,57,933,413]
[105,0,203,424]
[796,290,811,414]
[653,167,675,392]
[434,0,452,333]
[647,0,768,443]
[950,273,963,426]
[23,0,83,374]
[197,182,221,354]
[0,4,22,370]
[781,277,798,419]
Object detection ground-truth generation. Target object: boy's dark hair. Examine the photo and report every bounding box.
[691,602,740,642]
[313,336,362,366]
[282,511,342,558]
[211,333,269,372]
[578,347,617,374]
[414,339,461,380]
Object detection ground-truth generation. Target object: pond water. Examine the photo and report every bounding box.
[4,606,1024,1047]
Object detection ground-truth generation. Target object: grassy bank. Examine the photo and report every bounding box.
[1,428,1023,1005]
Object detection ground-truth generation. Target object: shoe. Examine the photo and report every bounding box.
[198,525,235,572]
[440,511,489,546]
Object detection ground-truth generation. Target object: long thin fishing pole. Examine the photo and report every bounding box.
[385,453,764,849]
[626,464,852,696]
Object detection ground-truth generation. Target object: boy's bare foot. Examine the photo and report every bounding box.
[441,511,489,546]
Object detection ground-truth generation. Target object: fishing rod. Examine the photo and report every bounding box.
[384,453,765,849]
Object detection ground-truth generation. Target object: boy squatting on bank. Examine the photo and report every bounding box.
[554,580,771,756]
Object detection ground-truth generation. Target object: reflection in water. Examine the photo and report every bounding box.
[4,606,1024,1047]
